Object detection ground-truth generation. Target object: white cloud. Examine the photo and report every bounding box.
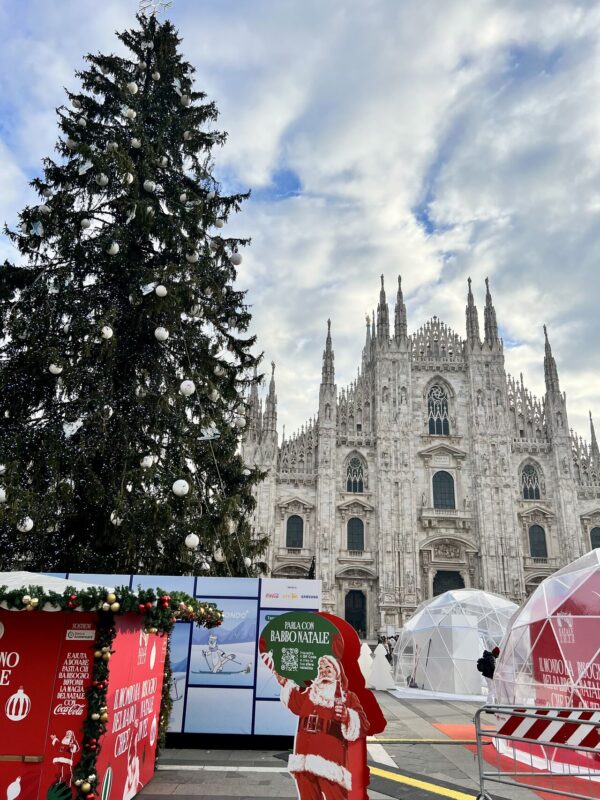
[1,0,599,441]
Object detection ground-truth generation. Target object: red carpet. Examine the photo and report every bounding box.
[434,723,600,800]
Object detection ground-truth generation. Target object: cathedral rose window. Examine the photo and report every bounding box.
[428,385,450,435]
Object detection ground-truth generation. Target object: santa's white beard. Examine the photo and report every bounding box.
[308,677,338,707]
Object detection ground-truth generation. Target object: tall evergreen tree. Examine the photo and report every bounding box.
[0,13,268,576]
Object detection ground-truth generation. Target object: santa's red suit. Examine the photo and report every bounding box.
[280,656,369,799]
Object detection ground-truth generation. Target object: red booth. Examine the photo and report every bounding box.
[0,572,221,800]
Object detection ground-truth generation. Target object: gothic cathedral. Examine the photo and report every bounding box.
[242,277,600,638]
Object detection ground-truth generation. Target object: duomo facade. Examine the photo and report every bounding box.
[242,277,600,638]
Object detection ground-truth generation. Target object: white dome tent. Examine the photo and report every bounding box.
[393,589,518,695]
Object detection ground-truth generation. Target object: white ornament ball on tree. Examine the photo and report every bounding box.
[38,204,50,216]
[230,253,242,266]
[123,172,134,185]
[101,326,113,339]
[107,141,118,152]
[126,81,138,95]
[242,468,251,476]
[214,365,225,377]
[183,130,192,141]
[77,117,87,128]
[207,191,216,200]
[200,561,210,572]
[214,548,225,563]
[160,156,168,167]
[154,327,169,342]
[179,192,187,202]
[172,479,190,497]
[154,285,167,298]
[244,557,252,568]
[125,108,136,120]
[215,219,225,229]
[140,456,153,468]
[103,405,113,418]
[17,517,34,533]
[186,252,198,263]
[107,242,119,255]
[210,389,219,402]
[152,71,160,81]
[185,533,199,550]
[42,187,53,198]
[66,137,77,150]
[180,94,191,107]
[180,380,196,397]
[235,416,246,429]
[0,488,6,503]
[49,364,63,375]
[80,218,92,229]
[95,173,109,187]
[72,98,82,109]
[110,511,123,526]
[132,138,142,149]
[143,179,156,193]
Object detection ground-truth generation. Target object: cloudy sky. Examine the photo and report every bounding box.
[1,0,599,440]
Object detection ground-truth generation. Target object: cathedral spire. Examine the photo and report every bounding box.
[263,361,277,433]
[371,310,376,342]
[590,411,600,462]
[365,314,371,348]
[247,364,261,439]
[543,325,561,396]
[465,277,481,347]
[376,275,390,343]
[394,275,407,342]
[321,319,335,385]
[483,277,499,346]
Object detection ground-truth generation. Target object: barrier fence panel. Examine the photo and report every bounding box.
[474,704,600,800]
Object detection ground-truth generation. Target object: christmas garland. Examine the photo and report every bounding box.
[0,583,222,800]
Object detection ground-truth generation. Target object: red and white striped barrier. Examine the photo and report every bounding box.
[497,708,600,750]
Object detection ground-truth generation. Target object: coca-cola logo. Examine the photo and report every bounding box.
[53,703,85,715]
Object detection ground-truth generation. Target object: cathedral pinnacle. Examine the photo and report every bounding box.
[590,411,599,462]
[543,325,561,396]
[377,275,390,343]
[263,361,277,433]
[321,319,335,385]
[483,277,499,346]
[465,277,481,346]
[394,275,407,342]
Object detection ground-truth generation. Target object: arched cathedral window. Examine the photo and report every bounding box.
[432,471,455,509]
[529,525,547,559]
[522,465,541,500]
[428,385,450,435]
[286,515,304,549]
[591,527,600,550]
[347,518,364,551]
[346,457,364,493]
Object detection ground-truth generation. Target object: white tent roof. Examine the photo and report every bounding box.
[0,571,113,595]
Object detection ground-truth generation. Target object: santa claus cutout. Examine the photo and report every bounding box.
[260,611,385,800]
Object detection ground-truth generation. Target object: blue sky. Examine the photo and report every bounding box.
[1,0,599,440]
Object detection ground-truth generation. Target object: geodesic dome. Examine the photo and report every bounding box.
[495,549,600,708]
[393,589,518,695]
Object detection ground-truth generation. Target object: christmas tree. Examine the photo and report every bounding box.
[0,12,268,577]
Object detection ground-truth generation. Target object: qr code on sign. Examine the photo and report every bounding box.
[281,647,299,671]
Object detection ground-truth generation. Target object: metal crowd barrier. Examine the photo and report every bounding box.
[473,704,600,800]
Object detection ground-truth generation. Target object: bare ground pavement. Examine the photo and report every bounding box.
[142,691,543,800]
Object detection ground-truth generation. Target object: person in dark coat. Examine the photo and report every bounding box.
[477,646,500,702]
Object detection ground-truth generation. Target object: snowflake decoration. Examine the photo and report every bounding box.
[139,0,173,16]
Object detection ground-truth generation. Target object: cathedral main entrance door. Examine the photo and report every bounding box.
[433,570,464,596]
[345,590,366,638]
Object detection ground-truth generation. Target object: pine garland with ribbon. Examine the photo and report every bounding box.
[0,583,222,800]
